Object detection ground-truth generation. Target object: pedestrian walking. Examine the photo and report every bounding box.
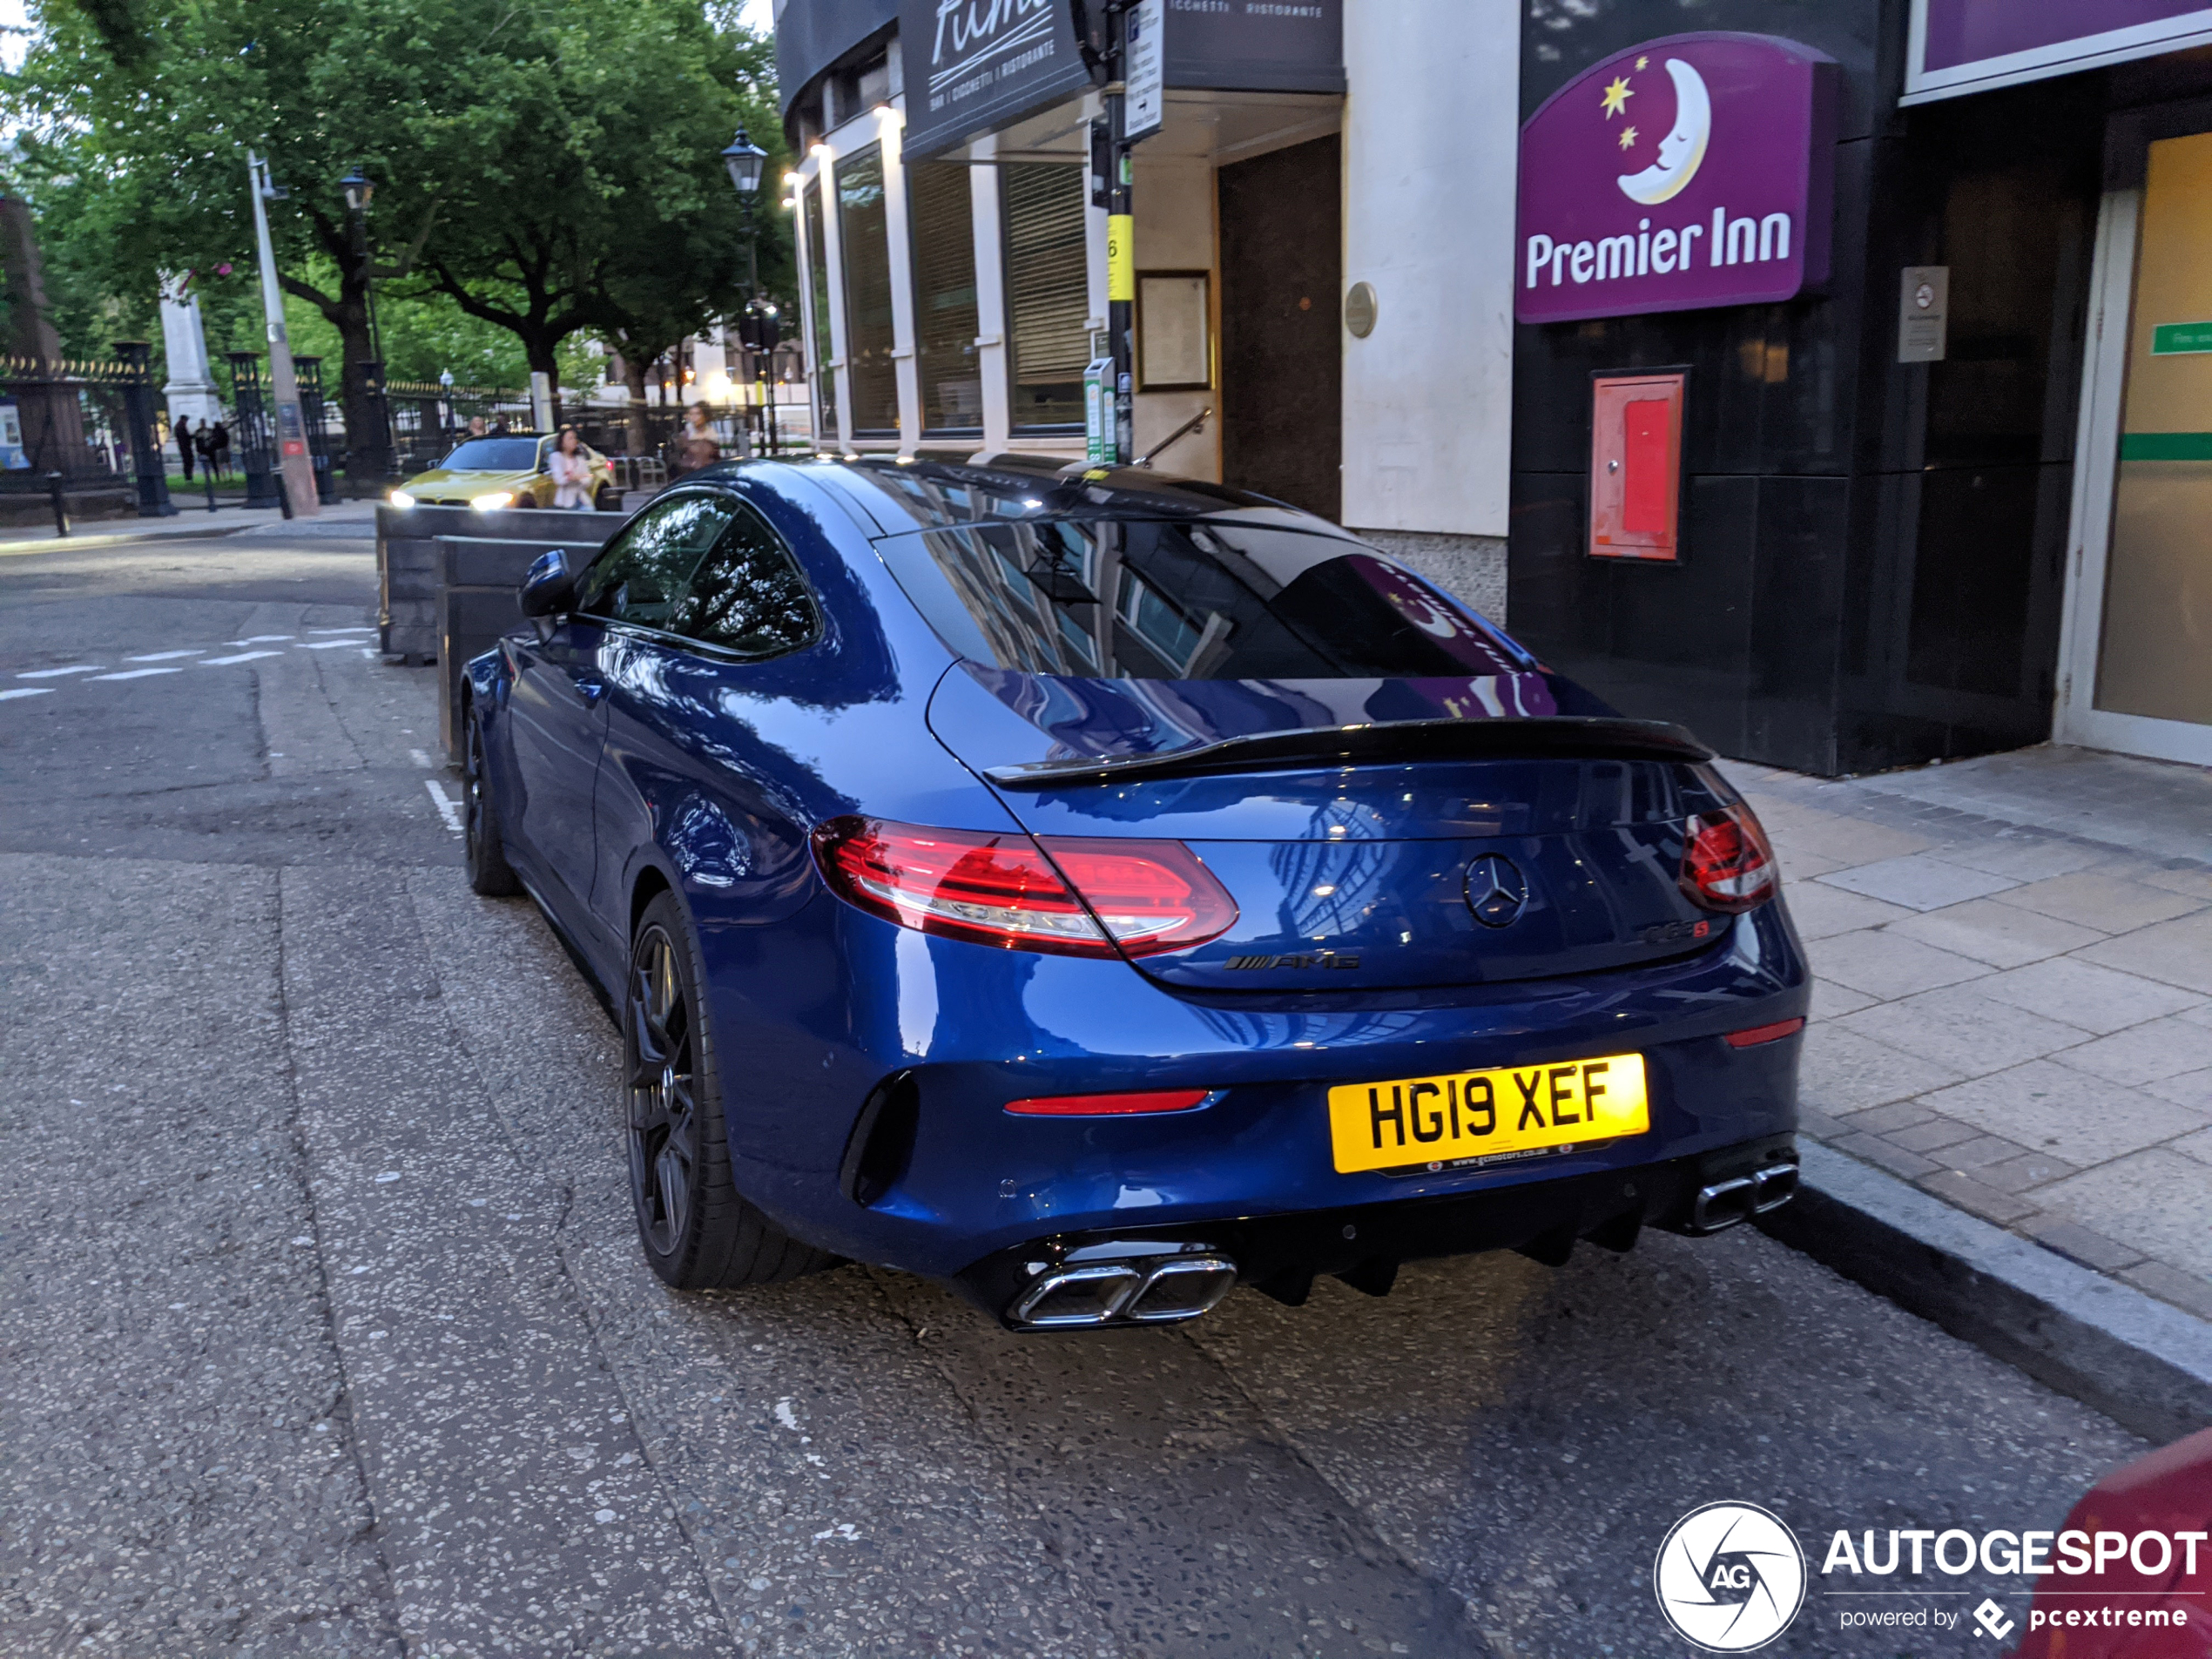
[209,419,232,480]
[547,426,593,510]
[675,402,719,475]
[174,415,195,482]
[467,416,488,439]
[195,420,219,481]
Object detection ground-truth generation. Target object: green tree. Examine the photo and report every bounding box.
[410,2,789,399]
[13,0,788,447]
[17,0,524,442]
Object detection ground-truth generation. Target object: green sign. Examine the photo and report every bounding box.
[2150,320,2212,355]
[2120,432,2212,461]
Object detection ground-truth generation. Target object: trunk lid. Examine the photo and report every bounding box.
[927,664,1744,993]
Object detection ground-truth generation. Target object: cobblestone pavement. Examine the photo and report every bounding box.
[1726,747,2212,1324]
[0,529,2155,1657]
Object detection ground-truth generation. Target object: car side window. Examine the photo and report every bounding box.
[669,502,821,658]
[576,493,739,631]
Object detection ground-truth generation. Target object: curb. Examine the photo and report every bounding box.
[0,522,259,557]
[1757,1142,2212,1444]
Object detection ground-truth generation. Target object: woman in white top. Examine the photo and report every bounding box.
[547,426,593,509]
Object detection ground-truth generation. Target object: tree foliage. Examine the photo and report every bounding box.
[12,0,790,431]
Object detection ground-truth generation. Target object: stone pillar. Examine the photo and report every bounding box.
[158,273,225,465]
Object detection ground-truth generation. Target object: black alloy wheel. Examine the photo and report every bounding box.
[628,919,699,1260]
[462,703,520,896]
[624,892,835,1290]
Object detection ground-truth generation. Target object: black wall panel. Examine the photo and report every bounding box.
[1509,0,2099,774]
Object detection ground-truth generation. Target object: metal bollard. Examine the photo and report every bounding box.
[44,472,69,537]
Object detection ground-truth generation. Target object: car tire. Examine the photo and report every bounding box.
[595,485,622,513]
[462,700,522,897]
[626,891,836,1291]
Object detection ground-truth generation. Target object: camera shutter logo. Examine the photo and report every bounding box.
[1654,1501,1807,1651]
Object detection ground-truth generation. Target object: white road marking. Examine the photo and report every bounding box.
[307,626,375,635]
[91,667,183,681]
[199,651,282,665]
[409,749,434,768]
[126,649,206,662]
[360,649,381,659]
[229,635,294,644]
[17,664,101,678]
[423,779,464,834]
[0,687,55,701]
[293,639,360,650]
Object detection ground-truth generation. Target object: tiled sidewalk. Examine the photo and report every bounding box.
[1720,745,2212,1323]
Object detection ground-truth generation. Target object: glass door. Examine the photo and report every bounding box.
[2096,132,2212,730]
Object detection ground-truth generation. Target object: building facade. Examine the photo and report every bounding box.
[775,0,2212,776]
[774,0,1521,619]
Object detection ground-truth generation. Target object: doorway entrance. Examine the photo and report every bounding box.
[2059,130,2212,764]
[1217,134,1341,521]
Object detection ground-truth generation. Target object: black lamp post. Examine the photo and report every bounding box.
[339,165,395,484]
[720,129,777,455]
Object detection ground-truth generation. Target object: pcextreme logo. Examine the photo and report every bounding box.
[1655,1502,1809,1652]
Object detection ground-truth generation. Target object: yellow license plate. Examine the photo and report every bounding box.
[1326,1054,1649,1175]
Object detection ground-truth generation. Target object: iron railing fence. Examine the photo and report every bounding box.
[1,347,174,515]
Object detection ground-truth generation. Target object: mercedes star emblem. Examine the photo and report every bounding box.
[1465,854,1528,928]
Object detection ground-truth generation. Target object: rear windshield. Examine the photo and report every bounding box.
[873,518,1530,679]
[440,438,541,471]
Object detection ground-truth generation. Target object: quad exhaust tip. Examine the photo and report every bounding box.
[1691,1160,1799,1234]
[1008,1252,1238,1330]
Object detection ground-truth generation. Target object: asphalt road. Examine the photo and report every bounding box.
[0,522,2148,1658]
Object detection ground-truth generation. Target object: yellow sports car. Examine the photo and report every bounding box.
[388,432,622,513]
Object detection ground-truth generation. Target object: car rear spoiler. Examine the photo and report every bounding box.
[982,715,1716,789]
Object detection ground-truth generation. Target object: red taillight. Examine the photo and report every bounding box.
[1724,1017,1804,1049]
[810,817,1238,958]
[1005,1088,1212,1116]
[1680,804,1778,913]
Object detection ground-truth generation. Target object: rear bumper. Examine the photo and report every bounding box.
[705,895,1809,1282]
[954,1131,1799,1327]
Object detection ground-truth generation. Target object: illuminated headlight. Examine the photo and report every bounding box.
[388,489,416,509]
[470,491,515,512]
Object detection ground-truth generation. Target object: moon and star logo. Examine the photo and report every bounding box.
[1602,54,1713,206]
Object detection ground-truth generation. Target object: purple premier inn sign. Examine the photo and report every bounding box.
[1905,0,2212,104]
[1515,34,1838,326]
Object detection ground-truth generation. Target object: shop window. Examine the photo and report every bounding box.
[908,162,982,435]
[1588,372,1684,561]
[1002,163,1089,433]
[801,177,839,442]
[838,144,900,436]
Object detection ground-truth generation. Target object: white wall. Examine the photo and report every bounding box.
[1340,0,1520,539]
[1132,155,1220,481]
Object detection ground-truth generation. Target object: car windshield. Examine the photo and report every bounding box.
[439,438,541,471]
[873,518,1531,680]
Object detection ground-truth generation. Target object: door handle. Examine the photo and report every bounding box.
[573,672,609,707]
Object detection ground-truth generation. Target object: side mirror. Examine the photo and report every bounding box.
[519,548,574,618]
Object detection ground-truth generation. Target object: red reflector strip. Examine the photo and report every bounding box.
[1724,1018,1805,1049]
[1004,1088,1212,1116]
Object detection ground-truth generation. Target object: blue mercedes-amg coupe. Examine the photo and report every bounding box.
[462,456,1806,1329]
